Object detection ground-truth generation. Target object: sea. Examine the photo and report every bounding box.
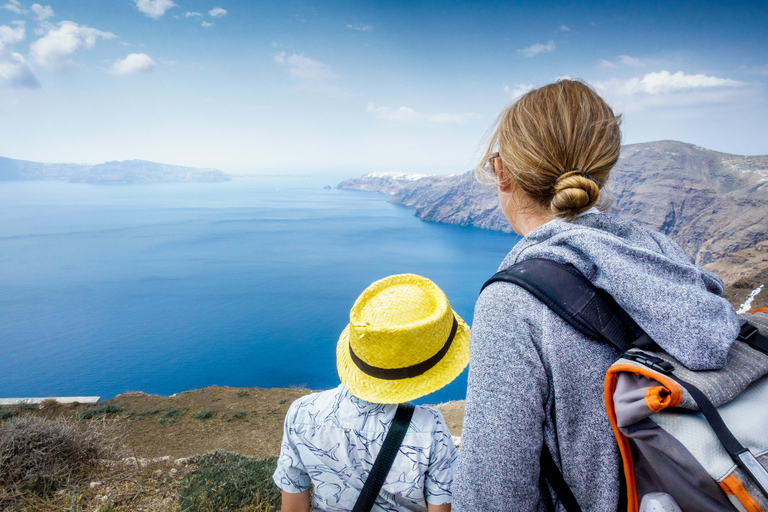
[0,178,520,405]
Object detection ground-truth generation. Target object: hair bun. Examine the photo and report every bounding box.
[550,172,600,219]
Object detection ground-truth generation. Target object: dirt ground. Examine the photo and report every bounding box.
[22,386,465,461]
[1,387,467,511]
[706,243,768,311]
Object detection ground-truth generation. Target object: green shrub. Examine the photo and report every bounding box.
[76,403,123,421]
[157,406,188,425]
[179,451,281,511]
[0,407,13,420]
[226,411,247,422]
[17,402,37,412]
[236,390,249,397]
[127,407,162,421]
[194,408,214,420]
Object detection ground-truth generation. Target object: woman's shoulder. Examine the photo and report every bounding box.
[476,275,551,327]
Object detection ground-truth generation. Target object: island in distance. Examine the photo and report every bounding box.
[0,156,231,184]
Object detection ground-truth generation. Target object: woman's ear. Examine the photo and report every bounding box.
[495,160,514,193]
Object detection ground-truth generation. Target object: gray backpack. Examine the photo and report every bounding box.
[483,259,768,512]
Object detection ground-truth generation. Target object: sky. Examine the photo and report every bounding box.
[0,0,766,175]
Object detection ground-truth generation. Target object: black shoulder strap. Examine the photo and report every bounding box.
[481,258,643,353]
[540,444,583,512]
[482,259,768,510]
[352,403,415,512]
[739,320,768,356]
[482,258,641,512]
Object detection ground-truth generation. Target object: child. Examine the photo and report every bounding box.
[273,274,470,512]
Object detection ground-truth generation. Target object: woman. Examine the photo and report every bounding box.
[452,80,739,511]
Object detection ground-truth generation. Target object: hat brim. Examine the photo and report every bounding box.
[336,312,470,404]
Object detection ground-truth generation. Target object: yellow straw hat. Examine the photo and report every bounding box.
[336,274,470,404]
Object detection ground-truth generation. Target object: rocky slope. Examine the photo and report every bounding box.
[338,171,430,194]
[0,156,231,184]
[339,141,768,265]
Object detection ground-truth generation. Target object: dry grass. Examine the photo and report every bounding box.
[0,388,318,512]
[1,456,194,512]
[0,415,114,501]
[0,387,467,511]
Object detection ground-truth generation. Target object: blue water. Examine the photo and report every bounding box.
[0,179,519,404]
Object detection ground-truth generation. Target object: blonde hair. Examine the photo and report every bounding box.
[477,80,621,220]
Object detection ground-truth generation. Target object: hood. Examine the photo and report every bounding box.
[501,213,739,370]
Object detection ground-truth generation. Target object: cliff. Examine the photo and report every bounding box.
[338,171,430,194]
[0,156,231,184]
[338,141,768,265]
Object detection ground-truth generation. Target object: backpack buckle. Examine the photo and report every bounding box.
[624,352,674,374]
[739,322,758,341]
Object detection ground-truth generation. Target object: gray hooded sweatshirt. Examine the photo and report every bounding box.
[452,212,740,512]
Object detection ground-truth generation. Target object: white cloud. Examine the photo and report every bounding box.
[1,0,23,14]
[618,55,645,66]
[347,23,372,31]
[0,21,24,45]
[503,83,535,100]
[368,103,417,122]
[109,52,155,75]
[366,103,481,124]
[30,3,53,20]
[208,7,226,17]
[517,40,555,58]
[558,25,570,31]
[201,21,213,27]
[739,64,768,76]
[274,52,338,82]
[184,11,202,17]
[273,52,352,96]
[606,70,743,96]
[601,55,659,68]
[133,0,175,19]
[594,71,750,112]
[0,47,39,87]
[29,21,116,69]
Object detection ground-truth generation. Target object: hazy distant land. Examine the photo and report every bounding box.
[0,156,231,184]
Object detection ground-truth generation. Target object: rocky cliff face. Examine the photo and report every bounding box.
[338,141,768,265]
[337,172,430,195]
[0,156,231,184]
[610,141,768,265]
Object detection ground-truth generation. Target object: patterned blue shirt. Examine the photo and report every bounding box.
[273,384,456,512]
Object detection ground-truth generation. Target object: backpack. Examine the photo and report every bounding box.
[482,258,768,512]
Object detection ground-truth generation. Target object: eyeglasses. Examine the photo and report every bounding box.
[483,152,500,174]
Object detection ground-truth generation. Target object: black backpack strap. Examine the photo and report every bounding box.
[540,444,582,512]
[481,258,642,352]
[351,403,415,512]
[739,320,768,356]
[624,351,768,498]
[481,258,644,512]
